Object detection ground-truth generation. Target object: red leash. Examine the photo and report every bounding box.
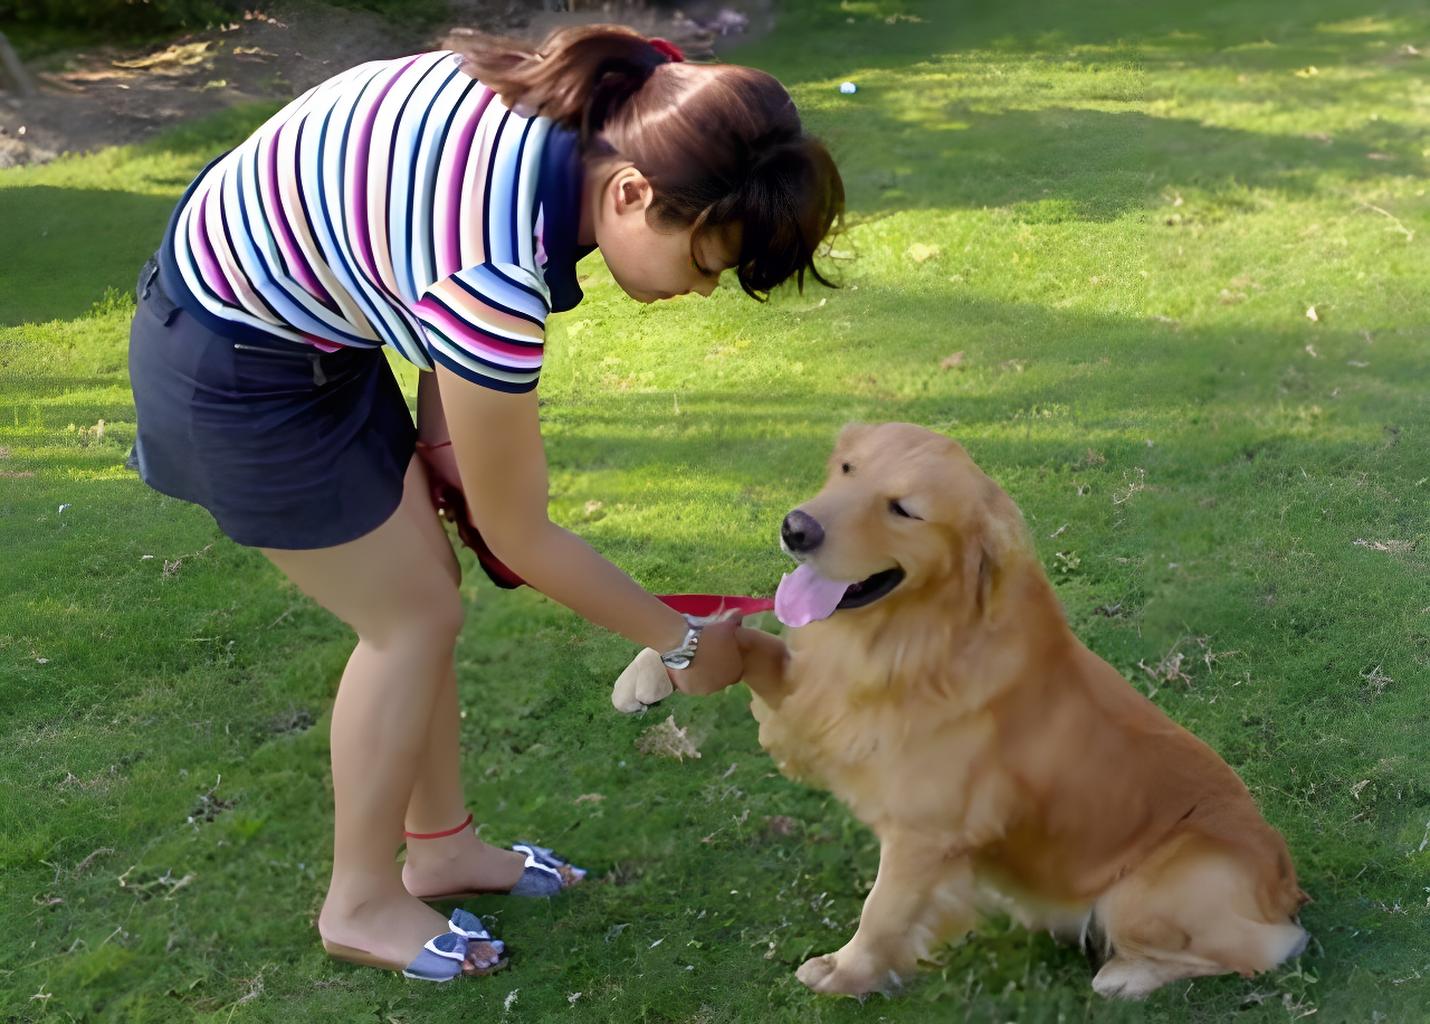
[658,594,774,618]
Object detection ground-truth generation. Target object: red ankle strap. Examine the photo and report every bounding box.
[404,812,473,840]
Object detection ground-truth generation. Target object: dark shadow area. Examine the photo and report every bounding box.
[0,104,277,327]
[832,104,1422,219]
[961,0,1427,57]
[763,0,1429,85]
[754,0,1428,217]
[0,186,174,326]
[12,287,1420,567]
[538,288,1423,498]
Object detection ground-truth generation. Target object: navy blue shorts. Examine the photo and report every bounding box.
[127,256,417,550]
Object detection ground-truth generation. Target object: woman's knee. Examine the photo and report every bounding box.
[421,586,466,644]
[366,584,464,650]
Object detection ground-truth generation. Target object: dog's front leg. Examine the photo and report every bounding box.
[797,832,976,997]
[735,626,790,709]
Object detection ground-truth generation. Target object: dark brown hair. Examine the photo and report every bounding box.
[455,26,843,298]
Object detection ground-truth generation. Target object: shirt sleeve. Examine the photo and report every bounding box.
[414,261,550,393]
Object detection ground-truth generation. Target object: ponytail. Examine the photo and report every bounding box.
[455,26,677,143]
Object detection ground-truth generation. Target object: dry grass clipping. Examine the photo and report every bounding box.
[635,715,702,761]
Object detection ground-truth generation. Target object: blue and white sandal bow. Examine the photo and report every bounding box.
[508,842,589,897]
[322,908,507,982]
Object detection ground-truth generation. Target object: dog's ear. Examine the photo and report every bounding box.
[835,421,874,451]
[976,541,997,618]
[964,482,1021,621]
[963,531,1000,620]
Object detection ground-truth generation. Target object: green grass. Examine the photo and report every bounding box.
[2,0,1428,1020]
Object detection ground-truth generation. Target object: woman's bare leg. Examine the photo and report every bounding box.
[261,455,500,973]
[396,437,538,896]
[400,658,527,896]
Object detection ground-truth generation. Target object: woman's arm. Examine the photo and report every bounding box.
[417,369,450,446]
[432,364,742,689]
[415,369,464,494]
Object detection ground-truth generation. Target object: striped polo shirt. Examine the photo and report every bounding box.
[160,50,590,393]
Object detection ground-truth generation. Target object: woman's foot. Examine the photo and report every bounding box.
[318,888,505,977]
[401,828,583,899]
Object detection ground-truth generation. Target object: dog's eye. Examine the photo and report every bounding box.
[841,462,852,475]
[889,499,917,519]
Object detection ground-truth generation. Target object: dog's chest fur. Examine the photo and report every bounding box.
[749,642,1008,839]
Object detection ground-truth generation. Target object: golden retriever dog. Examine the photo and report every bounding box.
[734,423,1307,999]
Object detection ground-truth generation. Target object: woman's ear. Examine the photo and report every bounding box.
[613,166,654,216]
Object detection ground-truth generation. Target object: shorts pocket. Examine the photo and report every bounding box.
[136,256,181,326]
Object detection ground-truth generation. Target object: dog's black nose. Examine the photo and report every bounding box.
[781,510,824,553]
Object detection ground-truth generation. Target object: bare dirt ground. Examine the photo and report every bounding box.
[0,0,769,168]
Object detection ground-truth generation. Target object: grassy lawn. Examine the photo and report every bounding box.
[2,0,1427,1020]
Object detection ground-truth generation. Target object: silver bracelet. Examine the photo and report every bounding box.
[658,615,704,670]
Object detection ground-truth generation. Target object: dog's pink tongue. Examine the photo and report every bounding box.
[775,564,852,628]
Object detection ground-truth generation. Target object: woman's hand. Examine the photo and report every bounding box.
[667,618,743,696]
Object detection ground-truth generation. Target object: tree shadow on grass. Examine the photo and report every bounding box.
[836,103,1421,220]
[769,0,1427,216]
[0,186,175,327]
[766,0,1430,86]
[546,289,1422,503]
[954,0,1430,70]
[0,104,279,328]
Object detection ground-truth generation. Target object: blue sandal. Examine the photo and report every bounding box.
[403,812,587,901]
[321,907,507,982]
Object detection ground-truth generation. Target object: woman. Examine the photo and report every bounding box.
[127,26,842,981]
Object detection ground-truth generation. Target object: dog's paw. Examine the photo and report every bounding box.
[1091,957,1166,1000]
[795,953,889,996]
[796,954,838,991]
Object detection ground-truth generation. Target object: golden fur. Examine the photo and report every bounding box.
[735,423,1307,999]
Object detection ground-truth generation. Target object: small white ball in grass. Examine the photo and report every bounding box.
[838,81,858,95]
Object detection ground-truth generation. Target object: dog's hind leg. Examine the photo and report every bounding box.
[796,831,976,997]
[1091,916,1306,1001]
[1092,834,1308,999]
[1092,954,1223,999]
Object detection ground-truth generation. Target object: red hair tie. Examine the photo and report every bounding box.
[649,37,685,63]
